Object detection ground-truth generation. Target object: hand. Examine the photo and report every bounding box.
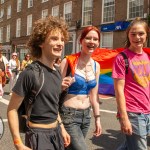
[93,118,102,137]
[15,143,32,150]
[120,118,132,135]
[62,76,74,91]
[61,125,71,147]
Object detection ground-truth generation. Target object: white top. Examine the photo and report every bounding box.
[9,59,20,74]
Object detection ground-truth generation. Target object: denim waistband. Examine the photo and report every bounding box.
[60,105,91,114]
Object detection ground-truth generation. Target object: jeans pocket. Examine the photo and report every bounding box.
[61,113,74,125]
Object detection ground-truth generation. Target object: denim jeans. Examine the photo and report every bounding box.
[117,112,150,150]
[60,105,91,150]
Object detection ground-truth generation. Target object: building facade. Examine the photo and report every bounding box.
[0,0,149,60]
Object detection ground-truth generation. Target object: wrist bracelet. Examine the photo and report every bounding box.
[94,115,101,118]
[14,138,22,145]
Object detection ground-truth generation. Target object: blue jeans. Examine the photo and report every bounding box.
[60,105,91,150]
[117,112,150,150]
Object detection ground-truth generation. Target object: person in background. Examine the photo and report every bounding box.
[60,26,102,150]
[20,53,32,71]
[0,49,8,98]
[112,18,150,150]
[8,52,20,95]
[7,16,70,150]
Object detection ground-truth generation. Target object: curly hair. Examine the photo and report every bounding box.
[27,16,69,59]
[125,17,149,48]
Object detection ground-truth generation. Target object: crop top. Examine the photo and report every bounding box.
[68,61,97,95]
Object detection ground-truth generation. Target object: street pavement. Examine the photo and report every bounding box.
[0,84,150,150]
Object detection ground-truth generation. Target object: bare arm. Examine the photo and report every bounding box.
[114,79,132,135]
[7,92,31,150]
[60,58,68,78]
[59,58,72,147]
[57,114,70,147]
[90,62,102,137]
[60,58,74,91]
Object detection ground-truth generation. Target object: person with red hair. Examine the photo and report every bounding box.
[60,26,102,150]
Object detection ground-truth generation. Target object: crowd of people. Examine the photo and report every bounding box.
[2,15,149,150]
[0,51,32,97]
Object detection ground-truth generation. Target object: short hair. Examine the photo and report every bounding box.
[27,16,69,59]
[125,17,149,48]
[80,26,100,43]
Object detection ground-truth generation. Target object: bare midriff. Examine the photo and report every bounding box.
[63,94,91,109]
[28,120,58,128]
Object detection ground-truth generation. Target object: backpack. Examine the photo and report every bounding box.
[120,52,129,74]
[18,61,44,133]
[120,51,150,74]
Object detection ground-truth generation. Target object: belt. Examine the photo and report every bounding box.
[28,120,58,129]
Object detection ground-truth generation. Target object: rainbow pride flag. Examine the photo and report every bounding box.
[92,47,150,95]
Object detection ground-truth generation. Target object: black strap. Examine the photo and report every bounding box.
[25,62,44,125]
[120,52,129,74]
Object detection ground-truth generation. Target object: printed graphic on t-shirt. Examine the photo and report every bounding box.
[131,60,150,87]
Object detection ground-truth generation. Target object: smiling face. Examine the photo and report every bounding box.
[40,29,65,61]
[81,30,100,54]
[12,54,17,59]
[128,24,147,51]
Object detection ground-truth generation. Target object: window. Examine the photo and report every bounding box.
[64,2,72,25]
[1,0,4,4]
[7,5,11,19]
[0,8,4,22]
[27,14,32,35]
[20,49,29,61]
[16,18,21,37]
[52,6,59,17]
[0,27,3,43]
[42,9,48,18]
[128,0,144,19]
[17,0,22,12]
[28,0,33,8]
[0,8,4,18]
[102,0,115,23]
[42,0,48,3]
[64,33,76,56]
[6,24,10,42]
[82,0,93,26]
[101,32,113,49]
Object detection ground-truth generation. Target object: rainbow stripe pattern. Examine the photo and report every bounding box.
[92,47,150,95]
